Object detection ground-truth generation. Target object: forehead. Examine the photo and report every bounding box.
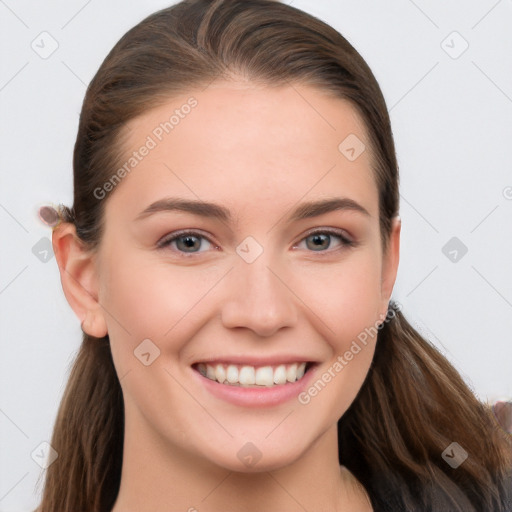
[106,81,379,223]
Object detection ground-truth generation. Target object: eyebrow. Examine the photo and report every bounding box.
[135,197,370,224]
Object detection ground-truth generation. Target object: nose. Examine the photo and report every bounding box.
[220,253,298,337]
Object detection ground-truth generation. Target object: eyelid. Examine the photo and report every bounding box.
[156,227,356,255]
[156,229,218,250]
[291,227,356,254]
[297,226,354,245]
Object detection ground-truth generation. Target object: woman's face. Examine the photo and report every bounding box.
[92,81,399,471]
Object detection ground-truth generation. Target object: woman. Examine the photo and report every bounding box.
[37,0,511,510]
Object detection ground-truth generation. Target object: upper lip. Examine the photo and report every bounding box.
[192,356,318,367]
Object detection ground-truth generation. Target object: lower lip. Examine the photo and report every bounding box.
[191,364,318,408]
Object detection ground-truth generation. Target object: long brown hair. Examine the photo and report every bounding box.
[37,1,512,510]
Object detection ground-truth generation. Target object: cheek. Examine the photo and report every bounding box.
[98,250,224,364]
[298,262,382,420]
[102,251,189,326]
[295,251,382,411]
[296,250,383,346]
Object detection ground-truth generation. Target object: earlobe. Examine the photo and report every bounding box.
[52,222,108,338]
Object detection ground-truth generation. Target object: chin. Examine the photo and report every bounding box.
[206,439,307,474]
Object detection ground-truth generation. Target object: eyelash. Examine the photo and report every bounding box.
[156,228,356,257]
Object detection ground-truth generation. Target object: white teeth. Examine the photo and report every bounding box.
[239,366,255,386]
[226,365,239,384]
[286,363,298,382]
[197,361,310,386]
[206,365,216,380]
[215,364,226,383]
[255,366,274,386]
[297,362,306,379]
[273,364,287,385]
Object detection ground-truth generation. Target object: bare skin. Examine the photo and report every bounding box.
[53,80,400,511]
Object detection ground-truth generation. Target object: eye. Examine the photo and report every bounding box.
[156,228,355,257]
[293,228,355,253]
[157,230,216,255]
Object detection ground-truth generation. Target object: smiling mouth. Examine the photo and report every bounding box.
[192,362,315,387]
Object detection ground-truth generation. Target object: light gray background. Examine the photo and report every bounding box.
[1,1,511,510]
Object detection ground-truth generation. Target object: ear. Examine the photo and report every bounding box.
[52,222,108,338]
[378,215,401,320]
